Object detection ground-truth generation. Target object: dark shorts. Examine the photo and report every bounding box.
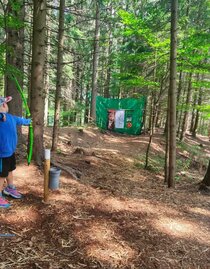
[0,153,16,177]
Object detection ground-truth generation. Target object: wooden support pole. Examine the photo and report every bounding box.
[44,149,50,202]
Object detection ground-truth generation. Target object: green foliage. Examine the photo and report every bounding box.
[65,14,74,23]
[177,103,194,113]
[0,47,6,74]
[135,139,208,180]
[114,72,159,89]
[176,141,209,179]
[177,141,200,155]
[5,15,23,29]
[69,28,84,38]
[136,153,165,173]
[176,158,191,171]
[5,1,24,29]
[177,0,210,77]
[48,100,86,127]
[113,4,171,96]
[192,80,210,89]
[10,0,22,12]
[196,104,210,120]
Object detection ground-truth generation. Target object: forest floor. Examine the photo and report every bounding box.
[0,126,210,269]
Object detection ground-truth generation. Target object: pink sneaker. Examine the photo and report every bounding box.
[3,185,22,199]
[0,196,10,208]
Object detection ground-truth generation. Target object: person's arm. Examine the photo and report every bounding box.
[14,115,31,126]
[0,113,6,122]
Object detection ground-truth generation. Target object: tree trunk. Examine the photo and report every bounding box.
[176,70,183,136]
[192,86,202,137]
[5,0,24,118]
[179,73,192,141]
[90,0,100,121]
[177,84,187,136]
[142,97,147,131]
[190,90,197,134]
[164,111,169,184]
[164,76,171,184]
[84,84,90,124]
[25,4,33,107]
[199,160,210,192]
[145,95,156,169]
[192,74,203,137]
[168,0,178,188]
[52,0,65,151]
[30,0,47,165]
[104,34,112,98]
[5,0,25,143]
[44,8,52,126]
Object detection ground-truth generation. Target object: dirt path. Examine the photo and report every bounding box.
[0,127,210,269]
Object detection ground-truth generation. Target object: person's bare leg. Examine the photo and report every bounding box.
[6,171,14,186]
[0,177,5,194]
[4,171,22,199]
[0,177,10,208]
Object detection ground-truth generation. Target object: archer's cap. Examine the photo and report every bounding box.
[0,96,12,106]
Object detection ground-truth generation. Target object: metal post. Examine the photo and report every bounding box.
[44,149,51,202]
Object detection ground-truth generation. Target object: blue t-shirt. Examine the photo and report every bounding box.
[0,113,31,158]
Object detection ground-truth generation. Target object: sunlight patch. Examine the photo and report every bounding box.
[84,129,97,137]
[124,156,135,163]
[154,217,196,236]
[75,220,136,266]
[86,241,136,266]
[188,207,210,217]
[153,217,210,244]
[1,207,39,225]
[101,197,179,216]
[92,147,120,154]
[151,143,165,153]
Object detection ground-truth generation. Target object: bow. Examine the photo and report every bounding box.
[10,75,34,165]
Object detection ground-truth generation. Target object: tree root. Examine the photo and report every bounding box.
[51,160,82,181]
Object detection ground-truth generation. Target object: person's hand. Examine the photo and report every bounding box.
[27,118,32,125]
